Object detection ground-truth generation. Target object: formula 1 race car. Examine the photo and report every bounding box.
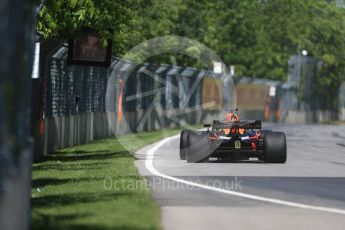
[179,111,287,163]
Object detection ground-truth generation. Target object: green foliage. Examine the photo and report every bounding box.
[37,0,345,107]
[37,0,139,40]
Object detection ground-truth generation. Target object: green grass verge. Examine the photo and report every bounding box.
[31,127,187,230]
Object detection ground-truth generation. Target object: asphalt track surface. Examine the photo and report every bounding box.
[135,124,345,230]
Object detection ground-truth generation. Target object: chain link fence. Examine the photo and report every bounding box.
[44,46,112,117]
[32,43,236,160]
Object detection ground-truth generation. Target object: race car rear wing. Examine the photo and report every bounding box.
[211,120,262,130]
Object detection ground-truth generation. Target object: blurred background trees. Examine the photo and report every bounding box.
[37,0,345,109]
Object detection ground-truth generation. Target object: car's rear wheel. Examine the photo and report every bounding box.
[179,129,190,160]
[258,130,272,161]
[186,131,210,163]
[264,132,287,163]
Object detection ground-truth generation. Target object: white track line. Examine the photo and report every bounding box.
[145,134,345,215]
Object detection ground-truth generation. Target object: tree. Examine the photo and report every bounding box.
[37,0,185,56]
[37,0,345,110]
[259,0,345,109]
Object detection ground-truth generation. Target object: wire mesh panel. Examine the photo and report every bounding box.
[155,64,171,109]
[122,62,137,112]
[44,46,111,118]
[180,67,200,109]
[137,64,158,110]
[31,79,41,121]
[165,66,182,109]
[42,45,237,122]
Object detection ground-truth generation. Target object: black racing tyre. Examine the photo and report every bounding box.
[259,130,272,161]
[264,132,287,163]
[186,131,210,163]
[179,129,190,160]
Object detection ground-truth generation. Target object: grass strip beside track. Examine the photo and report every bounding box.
[31,127,189,230]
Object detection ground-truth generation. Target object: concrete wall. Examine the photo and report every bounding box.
[32,109,228,161]
[32,112,113,161]
[340,108,345,121]
[280,110,338,124]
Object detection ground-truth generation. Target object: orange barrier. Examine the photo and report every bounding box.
[117,79,123,122]
[236,84,269,111]
[39,118,45,135]
[202,77,223,110]
[264,96,271,120]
